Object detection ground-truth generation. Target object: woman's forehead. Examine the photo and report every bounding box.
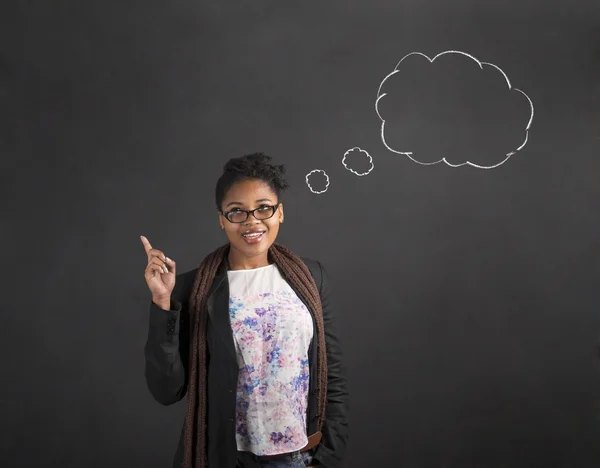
[224,179,276,200]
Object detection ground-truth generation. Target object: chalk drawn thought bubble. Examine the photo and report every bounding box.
[305,169,330,194]
[342,147,374,176]
[375,50,534,169]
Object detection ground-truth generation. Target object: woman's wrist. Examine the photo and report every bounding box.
[152,296,171,310]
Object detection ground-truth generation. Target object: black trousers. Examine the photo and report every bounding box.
[235,450,314,468]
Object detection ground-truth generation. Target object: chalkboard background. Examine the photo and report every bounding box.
[3,1,600,467]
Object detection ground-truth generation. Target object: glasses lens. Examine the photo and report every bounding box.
[254,206,275,220]
[228,211,248,223]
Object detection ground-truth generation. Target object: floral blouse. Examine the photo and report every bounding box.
[227,263,314,456]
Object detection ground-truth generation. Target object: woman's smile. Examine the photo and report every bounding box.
[241,229,267,244]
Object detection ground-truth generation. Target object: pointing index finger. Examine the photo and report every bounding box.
[140,235,153,254]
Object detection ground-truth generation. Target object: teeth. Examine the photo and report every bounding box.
[243,232,264,238]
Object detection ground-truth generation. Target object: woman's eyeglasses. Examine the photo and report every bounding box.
[221,203,281,223]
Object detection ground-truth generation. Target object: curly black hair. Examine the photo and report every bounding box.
[215,153,290,211]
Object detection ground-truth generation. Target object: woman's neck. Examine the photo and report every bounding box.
[227,250,271,270]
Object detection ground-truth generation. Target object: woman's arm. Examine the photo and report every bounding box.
[312,261,350,468]
[143,296,190,405]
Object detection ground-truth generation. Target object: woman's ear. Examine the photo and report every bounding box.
[279,203,284,223]
[218,212,225,229]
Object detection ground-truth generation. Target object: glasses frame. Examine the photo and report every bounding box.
[221,203,281,224]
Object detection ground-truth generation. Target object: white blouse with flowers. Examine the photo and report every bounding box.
[227,263,314,456]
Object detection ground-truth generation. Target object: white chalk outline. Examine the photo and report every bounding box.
[375,50,535,169]
[342,147,375,176]
[305,169,330,194]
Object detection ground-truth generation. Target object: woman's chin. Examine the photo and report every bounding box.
[232,239,270,256]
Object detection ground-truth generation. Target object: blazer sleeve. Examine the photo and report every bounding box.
[143,288,190,406]
[312,261,350,468]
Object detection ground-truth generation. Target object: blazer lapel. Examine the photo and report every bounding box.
[207,259,237,363]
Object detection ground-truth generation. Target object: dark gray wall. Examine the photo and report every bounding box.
[3,1,600,467]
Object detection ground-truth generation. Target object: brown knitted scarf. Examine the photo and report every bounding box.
[182,243,328,468]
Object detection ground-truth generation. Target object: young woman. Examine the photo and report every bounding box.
[141,153,349,468]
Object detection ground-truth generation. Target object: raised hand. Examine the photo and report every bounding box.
[140,235,176,305]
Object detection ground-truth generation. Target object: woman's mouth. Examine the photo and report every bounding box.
[241,230,266,244]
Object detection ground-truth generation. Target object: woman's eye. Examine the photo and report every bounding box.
[258,205,270,211]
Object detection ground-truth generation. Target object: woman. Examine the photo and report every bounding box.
[141,153,349,468]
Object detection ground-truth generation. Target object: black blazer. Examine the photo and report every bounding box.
[144,256,349,468]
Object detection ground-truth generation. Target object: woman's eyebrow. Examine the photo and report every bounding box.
[225,198,272,208]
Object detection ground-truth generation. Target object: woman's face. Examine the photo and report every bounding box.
[219,179,284,264]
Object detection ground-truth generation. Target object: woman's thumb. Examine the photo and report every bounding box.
[166,257,176,275]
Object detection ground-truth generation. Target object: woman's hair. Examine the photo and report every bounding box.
[215,152,290,211]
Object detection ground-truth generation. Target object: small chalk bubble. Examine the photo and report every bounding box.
[342,147,374,176]
[305,169,330,194]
